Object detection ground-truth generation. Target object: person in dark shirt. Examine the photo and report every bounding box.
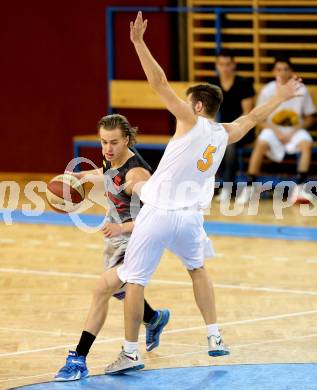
[212,49,255,201]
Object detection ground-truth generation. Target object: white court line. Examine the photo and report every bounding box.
[0,238,15,243]
[0,334,136,358]
[142,332,317,361]
[2,332,317,384]
[212,283,317,296]
[0,327,80,337]
[0,267,99,279]
[163,331,317,351]
[0,338,122,359]
[153,279,317,296]
[0,371,57,384]
[163,309,317,336]
[1,267,317,296]
[1,308,317,358]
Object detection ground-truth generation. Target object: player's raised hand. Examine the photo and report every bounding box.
[130,11,148,43]
[276,75,304,101]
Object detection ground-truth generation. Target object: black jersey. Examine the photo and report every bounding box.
[103,152,152,223]
[212,75,255,122]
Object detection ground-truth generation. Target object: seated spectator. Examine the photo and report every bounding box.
[237,56,316,204]
[212,49,255,202]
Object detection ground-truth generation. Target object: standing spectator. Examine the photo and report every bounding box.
[213,49,255,201]
[237,56,316,204]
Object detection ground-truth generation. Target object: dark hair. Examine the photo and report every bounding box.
[186,83,223,117]
[273,56,293,70]
[216,49,235,61]
[97,114,137,147]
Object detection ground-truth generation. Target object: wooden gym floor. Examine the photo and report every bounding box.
[0,173,317,389]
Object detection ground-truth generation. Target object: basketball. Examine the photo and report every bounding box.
[46,173,85,213]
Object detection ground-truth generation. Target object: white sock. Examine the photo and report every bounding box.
[207,323,220,338]
[123,340,138,354]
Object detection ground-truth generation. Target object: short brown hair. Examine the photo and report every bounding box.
[273,56,293,70]
[186,83,223,117]
[216,48,235,61]
[97,114,137,147]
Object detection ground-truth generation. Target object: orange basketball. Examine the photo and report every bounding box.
[46,174,85,213]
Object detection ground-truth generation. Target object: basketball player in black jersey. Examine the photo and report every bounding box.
[54,114,170,381]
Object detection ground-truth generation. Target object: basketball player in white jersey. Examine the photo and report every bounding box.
[103,12,304,374]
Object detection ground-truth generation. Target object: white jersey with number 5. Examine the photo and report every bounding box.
[141,116,228,210]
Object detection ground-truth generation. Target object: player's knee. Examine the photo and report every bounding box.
[93,278,115,300]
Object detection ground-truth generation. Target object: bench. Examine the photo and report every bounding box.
[73,80,317,177]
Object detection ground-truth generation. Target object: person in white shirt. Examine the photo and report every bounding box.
[103,12,304,374]
[237,57,316,205]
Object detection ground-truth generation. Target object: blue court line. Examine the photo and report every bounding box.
[203,221,317,241]
[1,209,317,241]
[0,209,105,227]
[10,364,317,390]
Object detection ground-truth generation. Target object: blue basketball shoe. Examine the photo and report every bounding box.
[145,310,170,352]
[54,351,88,381]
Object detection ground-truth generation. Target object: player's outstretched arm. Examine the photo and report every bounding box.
[130,11,196,133]
[65,168,103,182]
[223,75,303,144]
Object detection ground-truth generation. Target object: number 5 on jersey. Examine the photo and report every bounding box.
[197,145,217,172]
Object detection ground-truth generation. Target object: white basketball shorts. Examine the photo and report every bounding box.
[117,204,215,286]
[258,128,313,162]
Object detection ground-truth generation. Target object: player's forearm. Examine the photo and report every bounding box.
[81,168,103,176]
[119,221,134,234]
[76,168,104,186]
[78,168,103,180]
[249,95,284,125]
[65,168,103,180]
[133,40,168,89]
[228,96,284,143]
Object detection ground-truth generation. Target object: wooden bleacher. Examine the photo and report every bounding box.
[74,81,317,180]
[187,0,317,86]
[74,81,317,142]
[74,3,317,178]
[109,81,317,113]
[185,0,317,178]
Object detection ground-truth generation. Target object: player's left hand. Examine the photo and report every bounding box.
[102,222,122,238]
[130,11,148,43]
